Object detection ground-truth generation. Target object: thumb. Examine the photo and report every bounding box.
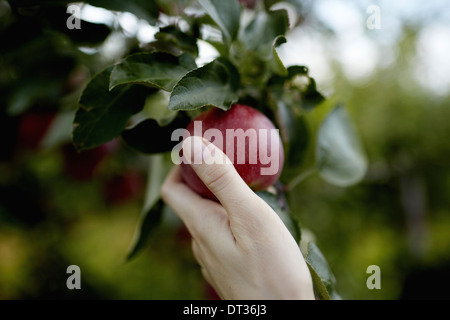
[182,136,267,220]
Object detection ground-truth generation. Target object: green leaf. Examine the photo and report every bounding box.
[270,65,324,111]
[126,154,171,261]
[141,91,176,126]
[275,101,310,178]
[305,242,341,300]
[301,77,325,111]
[126,198,164,261]
[7,78,62,116]
[168,58,240,111]
[40,111,75,149]
[316,105,368,187]
[242,9,289,61]
[73,66,153,151]
[151,25,199,57]
[89,0,159,24]
[121,112,191,154]
[256,190,300,242]
[198,0,240,44]
[110,52,197,92]
[268,46,288,76]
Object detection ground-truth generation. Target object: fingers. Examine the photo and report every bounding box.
[182,136,274,228]
[161,166,232,245]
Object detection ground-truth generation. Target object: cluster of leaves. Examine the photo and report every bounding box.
[57,0,366,299]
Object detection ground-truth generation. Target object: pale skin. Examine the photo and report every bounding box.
[161,136,315,300]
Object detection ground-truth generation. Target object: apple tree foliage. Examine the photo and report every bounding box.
[4,0,367,299]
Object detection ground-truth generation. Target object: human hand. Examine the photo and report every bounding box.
[161,136,315,300]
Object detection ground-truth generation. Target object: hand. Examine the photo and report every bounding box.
[161,136,315,300]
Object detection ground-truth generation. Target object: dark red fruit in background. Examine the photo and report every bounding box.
[175,225,191,246]
[17,111,55,150]
[239,0,257,9]
[61,140,118,181]
[204,282,221,300]
[103,170,144,205]
[180,104,284,200]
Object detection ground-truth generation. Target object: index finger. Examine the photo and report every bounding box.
[161,166,228,241]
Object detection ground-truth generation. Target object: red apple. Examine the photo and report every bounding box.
[180,104,284,200]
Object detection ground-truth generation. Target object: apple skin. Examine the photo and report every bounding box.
[180,104,284,200]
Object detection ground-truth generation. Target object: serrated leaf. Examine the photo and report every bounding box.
[168,58,240,111]
[199,0,240,44]
[73,66,153,151]
[121,112,190,154]
[110,52,197,92]
[316,105,368,187]
[305,242,340,300]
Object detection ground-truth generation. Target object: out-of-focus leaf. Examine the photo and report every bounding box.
[121,112,190,154]
[264,0,304,14]
[301,77,325,111]
[242,9,289,61]
[40,110,75,149]
[198,0,240,44]
[126,198,164,261]
[7,79,62,116]
[126,154,171,261]
[168,58,240,111]
[151,25,199,57]
[8,0,159,23]
[73,66,153,151]
[110,52,197,92]
[316,105,368,187]
[268,66,310,97]
[89,0,159,24]
[60,20,111,45]
[256,190,300,242]
[305,241,341,300]
[139,90,176,126]
[275,101,309,173]
[269,46,288,76]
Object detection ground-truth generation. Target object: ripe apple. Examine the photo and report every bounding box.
[180,104,284,199]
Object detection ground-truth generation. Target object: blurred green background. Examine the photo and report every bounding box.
[1,0,449,299]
